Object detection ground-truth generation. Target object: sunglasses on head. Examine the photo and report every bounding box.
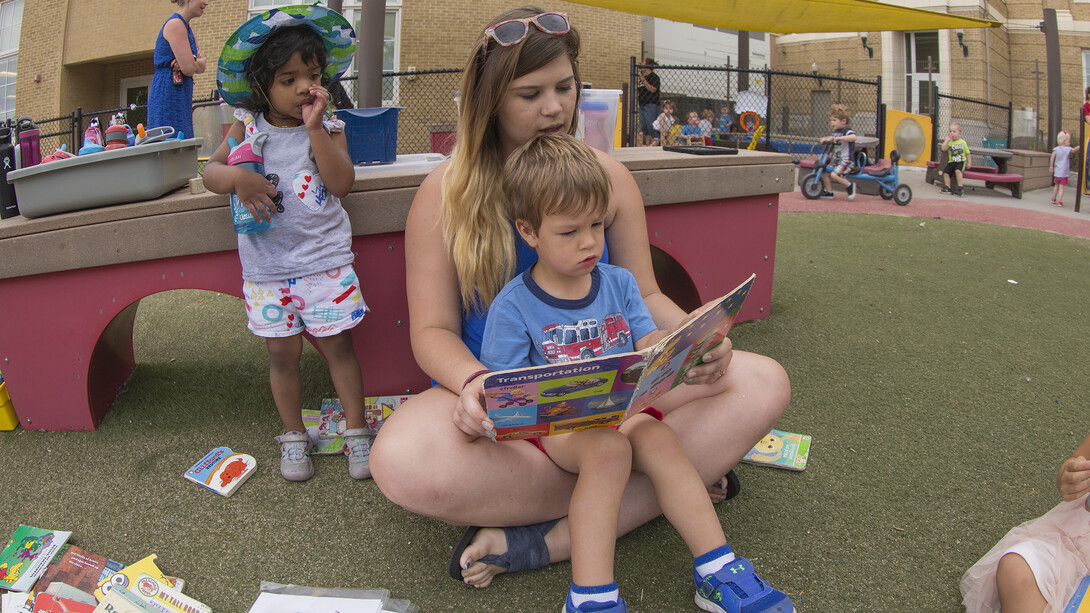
[483,12,570,52]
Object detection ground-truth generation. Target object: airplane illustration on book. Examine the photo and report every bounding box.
[493,411,532,425]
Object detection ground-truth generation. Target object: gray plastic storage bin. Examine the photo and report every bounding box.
[8,138,202,218]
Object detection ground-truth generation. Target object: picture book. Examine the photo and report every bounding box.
[30,593,96,613]
[0,524,73,592]
[305,395,413,454]
[2,591,32,613]
[30,545,110,600]
[91,586,155,613]
[183,447,257,497]
[94,555,166,602]
[128,574,210,613]
[481,274,755,441]
[1065,575,1090,613]
[741,429,811,471]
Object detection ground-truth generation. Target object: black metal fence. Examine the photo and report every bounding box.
[27,68,464,160]
[931,91,1012,167]
[630,59,882,162]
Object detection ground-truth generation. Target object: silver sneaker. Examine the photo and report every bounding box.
[344,427,374,480]
[275,431,313,481]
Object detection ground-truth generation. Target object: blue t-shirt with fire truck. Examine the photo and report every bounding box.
[481,263,658,370]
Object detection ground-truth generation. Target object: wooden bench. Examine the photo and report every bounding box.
[0,148,794,431]
[962,170,1024,198]
[926,150,1022,197]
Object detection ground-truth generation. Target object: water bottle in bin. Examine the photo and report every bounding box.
[226,131,275,234]
[14,116,40,168]
[0,123,17,219]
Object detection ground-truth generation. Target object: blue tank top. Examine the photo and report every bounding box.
[461,230,610,358]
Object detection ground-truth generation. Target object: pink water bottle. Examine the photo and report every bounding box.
[15,116,40,168]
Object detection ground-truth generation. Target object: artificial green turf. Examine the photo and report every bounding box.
[2,212,1088,611]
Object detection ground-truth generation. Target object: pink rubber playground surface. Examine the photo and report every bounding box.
[781,167,1090,240]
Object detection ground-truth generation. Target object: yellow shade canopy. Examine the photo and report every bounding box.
[568,0,999,33]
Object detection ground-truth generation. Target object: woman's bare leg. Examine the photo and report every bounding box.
[370,350,789,577]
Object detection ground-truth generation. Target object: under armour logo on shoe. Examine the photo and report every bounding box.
[729,563,747,574]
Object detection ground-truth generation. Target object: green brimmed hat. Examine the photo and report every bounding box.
[216,4,356,106]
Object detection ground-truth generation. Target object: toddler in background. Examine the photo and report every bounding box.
[1050,130,1080,207]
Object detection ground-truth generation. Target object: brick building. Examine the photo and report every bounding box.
[772,0,1090,147]
[9,0,639,141]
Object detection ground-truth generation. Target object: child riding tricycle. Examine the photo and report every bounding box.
[800,141,913,206]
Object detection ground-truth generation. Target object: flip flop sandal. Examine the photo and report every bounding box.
[713,469,741,503]
[448,519,559,584]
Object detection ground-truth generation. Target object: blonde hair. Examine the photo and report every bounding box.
[441,6,582,311]
[829,104,850,122]
[503,134,611,232]
[1058,130,1071,145]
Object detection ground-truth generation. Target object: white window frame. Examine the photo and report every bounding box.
[1083,49,1090,91]
[119,76,152,108]
[0,0,22,122]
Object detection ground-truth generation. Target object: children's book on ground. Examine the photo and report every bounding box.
[91,585,155,613]
[28,544,110,601]
[183,447,257,497]
[127,573,210,613]
[1065,575,1090,613]
[482,274,755,441]
[94,555,166,602]
[305,396,413,454]
[741,429,811,471]
[247,582,394,613]
[0,524,73,592]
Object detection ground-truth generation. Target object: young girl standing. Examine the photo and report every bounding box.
[203,6,372,482]
[1050,130,1080,207]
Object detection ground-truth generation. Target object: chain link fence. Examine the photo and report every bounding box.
[931,91,1012,167]
[630,60,881,162]
[24,69,464,162]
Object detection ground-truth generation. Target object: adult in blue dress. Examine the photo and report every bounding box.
[148,0,208,138]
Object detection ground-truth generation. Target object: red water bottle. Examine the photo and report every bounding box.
[15,116,39,168]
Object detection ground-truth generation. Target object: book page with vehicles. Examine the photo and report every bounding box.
[482,274,754,441]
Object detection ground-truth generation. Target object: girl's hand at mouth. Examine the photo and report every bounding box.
[301,85,330,131]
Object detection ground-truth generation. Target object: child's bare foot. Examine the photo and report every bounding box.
[457,528,508,588]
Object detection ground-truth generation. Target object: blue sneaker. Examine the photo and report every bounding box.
[695,550,794,613]
[563,595,628,613]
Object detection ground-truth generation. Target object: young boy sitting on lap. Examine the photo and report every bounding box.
[476,133,794,613]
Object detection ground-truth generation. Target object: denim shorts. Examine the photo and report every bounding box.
[243,265,368,338]
[639,103,660,138]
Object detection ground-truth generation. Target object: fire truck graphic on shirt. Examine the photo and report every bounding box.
[540,313,631,363]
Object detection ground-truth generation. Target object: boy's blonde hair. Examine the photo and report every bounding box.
[949,122,962,133]
[829,104,850,122]
[1058,130,1071,145]
[502,134,611,233]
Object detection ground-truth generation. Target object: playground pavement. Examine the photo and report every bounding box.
[782,165,1090,241]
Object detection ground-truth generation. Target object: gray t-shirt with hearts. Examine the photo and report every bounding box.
[236,111,354,282]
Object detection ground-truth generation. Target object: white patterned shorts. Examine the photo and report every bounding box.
[243,265,368,338]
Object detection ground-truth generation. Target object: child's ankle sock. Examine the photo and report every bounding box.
[694,544,737,578]
[569,581,620,610]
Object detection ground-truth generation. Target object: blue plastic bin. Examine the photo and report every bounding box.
[335,107,403,165]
